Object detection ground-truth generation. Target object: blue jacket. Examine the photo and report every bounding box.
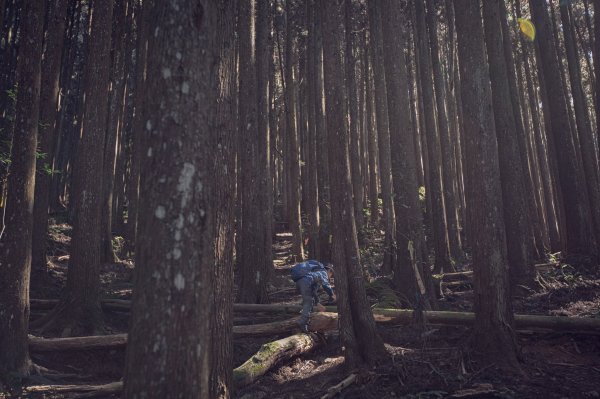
[304,269,334,298]
[291,260,334,298]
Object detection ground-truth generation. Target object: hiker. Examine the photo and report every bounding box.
[290,260,336,333]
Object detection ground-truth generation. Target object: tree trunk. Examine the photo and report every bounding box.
[425,0,462,264]
[51,0,114,335]
[237,0,272,304]
[314,4,331,262]
[124,0,148,256]
[345,0,364,233]
[482,0,534,288]
[595,0,600,157]
[531,0,598,258]
[0,0,45,376]
[306,0,320,260]
[365,54,379,228]
[101,0,131,264]
[285,0,304,261]
[123,0,223,397]
[320,0,387,368]
[380,0,434,309]
[413,0,451,274]
[455,0,519,368]
[31,0,69,279]
[211,1,237,397]
[367,0,396,274]
[560,3,600,250]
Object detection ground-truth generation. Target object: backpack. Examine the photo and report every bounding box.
[290,260,324,282]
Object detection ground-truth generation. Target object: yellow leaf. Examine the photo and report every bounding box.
[518,18,536,41]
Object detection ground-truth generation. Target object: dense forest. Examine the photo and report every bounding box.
[1,0,600,398]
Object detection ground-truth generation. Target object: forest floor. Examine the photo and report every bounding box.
[18,222,600,398]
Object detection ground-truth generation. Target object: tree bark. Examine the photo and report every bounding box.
[31,0,69,278]
[100,0,131,263]
[531,0,598,258]
[122,0,222,397]
[0,0,45,376]
[367,0,396,274]
[345,0,364,233]
[560,3,600,250]
[455,0,519,368]
[482,0,535,288]
[285,0,304,261]
[413,0,451,274]
[380,0,434,309]
[237,0,273,304]
[54,0,114,335]
[320,0,386,368]
[425,0,461,264]
[211,1,237,397]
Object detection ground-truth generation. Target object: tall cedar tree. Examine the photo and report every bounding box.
[320,0,387,368]
[413,0,452,274]
[124,0,149,256]
[31,0,69,278]
[0,0,45,376]
[306,0,321,260]
[101,0,131,263]
[454,0,519,368]
[237,0,273,303]
[210,2,237,396]
[595,0,600,156]
[425,0,462,263]
[123,0,224,397]
[482,0,535,288]
[530,0,598,258]
[36,0,114,335]
[559,3,600,249]
[285,0,304,260]
[367,0,396,274]
[380,0,435,309]
[345,0,365,233]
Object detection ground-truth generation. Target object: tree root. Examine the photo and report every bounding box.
[29,298,105,337]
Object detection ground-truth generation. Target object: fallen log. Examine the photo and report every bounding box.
[30,301,600,335]
[233,333,323,387]
[28,313,338,352]
[25,333,323,396]
[29,334,127,352]
[23,381,123,398]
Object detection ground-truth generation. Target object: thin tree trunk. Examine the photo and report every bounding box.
[0,0,45,375]
[31,0,69,279]
[531,0,598,258]
[414,0,451,274]
[345,0,364,233]
[367,0,396,274]
[560,3,600,248]
[101,0,130,263]
[211,1,237,396]
[425,0,461,264]
[320,0,386,368]
[285,0,304,261]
